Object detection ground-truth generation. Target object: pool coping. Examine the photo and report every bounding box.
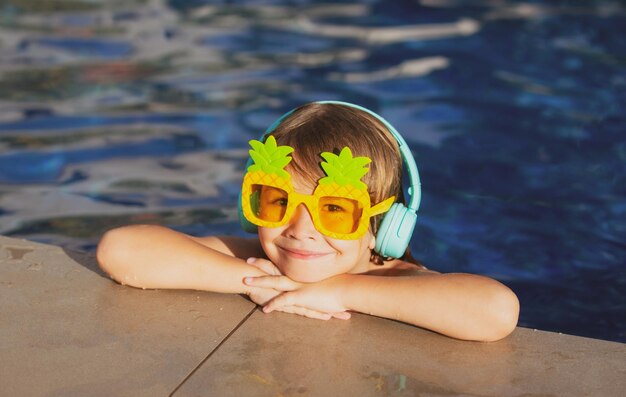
[1,235,625,396]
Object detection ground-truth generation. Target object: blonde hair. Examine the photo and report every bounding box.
[268,102,415,265]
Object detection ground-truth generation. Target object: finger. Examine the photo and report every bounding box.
[245,257,273,274]
[244,275,299,291]
[273,305,332,321]
[246,257,281,275]
[265,293,347,321]
[332,311,352,320]
[300,307,332,321]
[263,291,297,313]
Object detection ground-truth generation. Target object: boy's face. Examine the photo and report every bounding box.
[257,175,375,283]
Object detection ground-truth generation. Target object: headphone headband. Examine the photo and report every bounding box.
[263,100,422,212]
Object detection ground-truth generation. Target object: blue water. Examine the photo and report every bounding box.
[0,0,624,343]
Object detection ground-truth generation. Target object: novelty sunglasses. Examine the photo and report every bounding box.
[240,136,395,240]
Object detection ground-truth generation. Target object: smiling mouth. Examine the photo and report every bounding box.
[278,246,333,260]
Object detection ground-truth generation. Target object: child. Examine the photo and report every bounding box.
[97,101,519,342]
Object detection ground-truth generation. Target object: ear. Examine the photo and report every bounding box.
[369,235,376,250]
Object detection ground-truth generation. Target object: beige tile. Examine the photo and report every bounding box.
[175,309,626,397]
[4,234,625,397]
[0,236,256,397]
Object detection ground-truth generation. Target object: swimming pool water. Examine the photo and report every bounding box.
[0,0,624,343]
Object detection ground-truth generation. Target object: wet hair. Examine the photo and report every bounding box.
[268,102,418,265]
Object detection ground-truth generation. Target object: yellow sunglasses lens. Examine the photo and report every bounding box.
[318,196,364,235]
[250,184,289,223]
[246,184,369,237]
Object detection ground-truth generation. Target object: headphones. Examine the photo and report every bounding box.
[238,100,422,258]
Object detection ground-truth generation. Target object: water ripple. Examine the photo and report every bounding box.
[0,0,624,342]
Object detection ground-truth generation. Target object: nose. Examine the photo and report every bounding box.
[284,204,318,240]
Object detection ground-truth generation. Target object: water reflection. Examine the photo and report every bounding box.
[0,0,624,342]
[296,16,480,43]
[330,56,449,82]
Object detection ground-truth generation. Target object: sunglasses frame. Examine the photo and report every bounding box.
[241,172,395,240]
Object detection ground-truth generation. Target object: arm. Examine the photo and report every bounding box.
[258,271,519,342]
[96,224,267,294]
[340,272,519,342]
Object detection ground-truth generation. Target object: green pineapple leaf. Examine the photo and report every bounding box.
[247,136,294,178]
[319,147,371,190]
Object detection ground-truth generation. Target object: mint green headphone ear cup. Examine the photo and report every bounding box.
[238,190,258,233]
[375,203,417,258]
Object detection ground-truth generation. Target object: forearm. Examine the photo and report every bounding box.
[341,273,519,341]
[97,225,264,294]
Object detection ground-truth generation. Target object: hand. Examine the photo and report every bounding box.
[244,257,286,306]
[245,272,352,321]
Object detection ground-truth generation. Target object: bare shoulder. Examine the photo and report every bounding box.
[364,259,439,277]
[190,235,266,259]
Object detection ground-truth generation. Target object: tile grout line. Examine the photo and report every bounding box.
[169,306,258,396]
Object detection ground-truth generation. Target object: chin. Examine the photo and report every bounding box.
[281,265,333,283]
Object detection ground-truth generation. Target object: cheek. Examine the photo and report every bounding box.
[326,238,371,267]
[258,226,281,242]
[257,228,280,257]
[329,233,373,258]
